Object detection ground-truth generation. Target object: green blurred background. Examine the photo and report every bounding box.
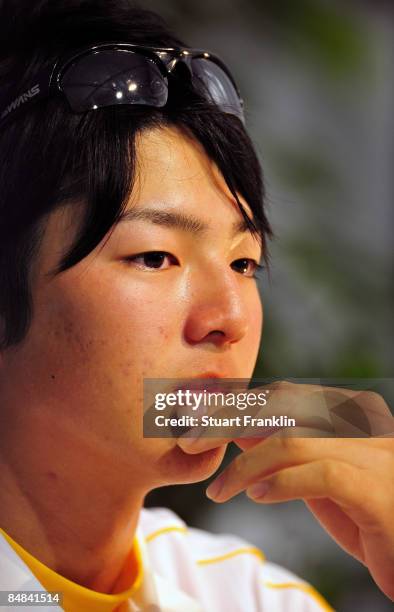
[145,1,394,610]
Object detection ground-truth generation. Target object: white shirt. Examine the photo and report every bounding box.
[0,507,334,611]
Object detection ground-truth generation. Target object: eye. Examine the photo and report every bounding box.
[231,258,264,279]
[125,251,179,270]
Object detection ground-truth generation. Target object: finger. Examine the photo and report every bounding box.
[177,436,230,454]
[245,460,364,506]
[205,435,376,502]
[253,382,394,437]
[245,460,386,534]
[234,438,266,451]
[305,498,364,561]
[177,422,330,454]
[177,409,336,455]
[176,403,250,454]
[178,385,393,452]
[175,381,334,446]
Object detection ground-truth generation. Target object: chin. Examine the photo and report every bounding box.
[156,443,227,486]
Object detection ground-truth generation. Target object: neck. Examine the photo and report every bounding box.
[0,407,146,593]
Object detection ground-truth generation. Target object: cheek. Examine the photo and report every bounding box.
[248,289,263,339]
[38,272,176,381]
[241,291,263,369]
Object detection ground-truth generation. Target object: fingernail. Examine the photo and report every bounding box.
[178,437,200,448]
[206,473,226,500]
[177,433,205,451]
[247,481,270,499]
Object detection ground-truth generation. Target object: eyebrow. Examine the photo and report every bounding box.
[117,207,259,238]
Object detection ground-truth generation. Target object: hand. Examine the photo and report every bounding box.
[178,382,394,600]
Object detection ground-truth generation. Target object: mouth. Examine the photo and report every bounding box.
[172,372,232,394]
[167,375,241,439]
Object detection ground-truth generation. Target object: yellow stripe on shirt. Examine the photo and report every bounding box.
[263,580,335,612]
[197,546,265,565]
[145,525,188,543]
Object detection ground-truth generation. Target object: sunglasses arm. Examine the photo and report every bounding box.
[0,62,57,130]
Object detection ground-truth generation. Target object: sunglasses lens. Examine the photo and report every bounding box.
[191,58,244,121]
[61,50,168,112]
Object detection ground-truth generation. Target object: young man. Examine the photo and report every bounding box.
[0,2,393,611]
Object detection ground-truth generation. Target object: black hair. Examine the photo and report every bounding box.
[0,0,272,349]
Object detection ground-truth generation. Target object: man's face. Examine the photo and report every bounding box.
[1,126,263,491]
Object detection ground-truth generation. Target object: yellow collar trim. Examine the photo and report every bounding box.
[0,527,143,612]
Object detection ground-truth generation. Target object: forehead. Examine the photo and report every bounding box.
[131,125,256,223]
[36,126,260,278]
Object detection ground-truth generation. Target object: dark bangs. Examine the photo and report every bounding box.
[50,96,271,274]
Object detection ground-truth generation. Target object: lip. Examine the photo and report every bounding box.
[189,372,228,380]
[174,382,224,394]
[173,373,231,394]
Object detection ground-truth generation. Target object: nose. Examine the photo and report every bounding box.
[183,267,251,348]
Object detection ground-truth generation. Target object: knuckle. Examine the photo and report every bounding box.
[320,459,343,489]
[271,470,287,489]
[357,390,388,412]
[275,380,290,387]
[277,435,303,454]
[359,390,381,403]
[232,452,251,479]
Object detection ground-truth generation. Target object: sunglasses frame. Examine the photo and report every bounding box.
[0,42,244,127]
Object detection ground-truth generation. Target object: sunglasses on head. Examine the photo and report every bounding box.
[0,42,245,128]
